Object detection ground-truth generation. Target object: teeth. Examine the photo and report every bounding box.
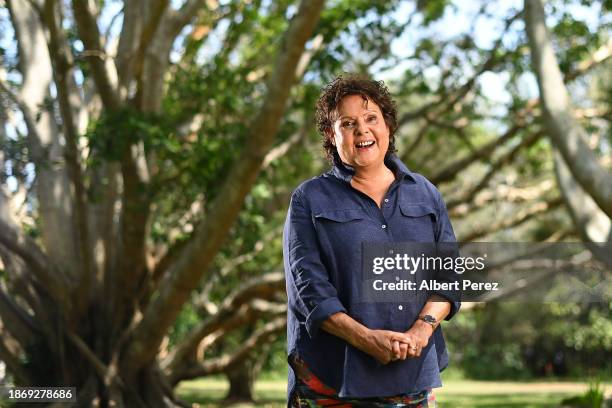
[356,141,375,148]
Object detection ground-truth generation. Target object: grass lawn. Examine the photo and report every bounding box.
[176,378,609,407]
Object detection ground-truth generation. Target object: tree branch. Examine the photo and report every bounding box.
[0,178,70,310]
[114,142,152,317]
[0,327,29,385]
[168,0,210,34]
[398,11,521,127]
[0,215,70,307]
[135,1,213,112]
[115,1,143,94]
[430,120,525,185]
[262,123,309,169]
[197,226,283,304]
[0,244,43,318]
[524,0,612,216]
[459,196,563,242]
[41,0,93,311]
[162,272,285,378]
[477,251,593,302]
[177,316,287,381]
[71,0,120,109]
[0,283,39,344]
[131,0,170,99]
[449,179,554,219]
[166,300,286,384]
[564,38,612,82]
[0,79,44,153]
[554,150,612,267]
[446,130,543,210]
[65,329,125,389]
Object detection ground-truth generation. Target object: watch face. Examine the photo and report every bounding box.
[422,315,436,324]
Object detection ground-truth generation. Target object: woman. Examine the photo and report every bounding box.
[283,75,460,407]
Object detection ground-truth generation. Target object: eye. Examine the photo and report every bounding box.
[366,115,378,124]
[341,120,355,129]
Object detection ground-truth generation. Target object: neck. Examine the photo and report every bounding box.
[352,161,393,185]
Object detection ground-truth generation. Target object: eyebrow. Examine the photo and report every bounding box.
[338,111,378,120]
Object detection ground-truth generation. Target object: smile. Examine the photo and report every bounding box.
[356,140,375,148]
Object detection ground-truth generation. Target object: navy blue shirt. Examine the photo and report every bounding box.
[283,153,460,401]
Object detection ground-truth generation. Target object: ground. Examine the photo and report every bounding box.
[176,378,610,407]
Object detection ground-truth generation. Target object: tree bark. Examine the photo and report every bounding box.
[554,150,612,267]
[41,0,93,315]
[71,0,120,110]
[7,0,81,279]
[224,358,256,403]
[524,0,612,217]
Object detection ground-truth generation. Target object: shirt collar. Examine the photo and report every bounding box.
[330,152,416,184]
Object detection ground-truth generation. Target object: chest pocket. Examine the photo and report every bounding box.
[313,209,370,248]
[398,202,438,242]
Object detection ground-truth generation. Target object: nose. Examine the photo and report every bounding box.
[354,118,369,135]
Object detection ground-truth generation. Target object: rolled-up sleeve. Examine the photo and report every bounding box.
[432,189,461,321]
[283,189,346,338]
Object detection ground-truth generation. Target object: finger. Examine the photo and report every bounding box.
[392,340,400,359]
[408,344,419,357]
[392,334,412,344]
[399,342,409,360]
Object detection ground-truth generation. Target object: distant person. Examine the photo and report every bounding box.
[283,74,460,407]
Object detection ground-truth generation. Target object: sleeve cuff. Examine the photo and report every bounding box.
[305,297,346,338]
[431,290,461,321]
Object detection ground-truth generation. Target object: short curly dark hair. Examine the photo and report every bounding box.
[315,74,398,161]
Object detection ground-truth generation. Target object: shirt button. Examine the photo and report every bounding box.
[384,199,389,203]
[398,305,403,310]
[382,224,387,229]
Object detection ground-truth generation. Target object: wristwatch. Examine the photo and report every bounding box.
[418,314,438,329]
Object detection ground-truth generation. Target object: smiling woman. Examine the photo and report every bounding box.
[283,74,461,407]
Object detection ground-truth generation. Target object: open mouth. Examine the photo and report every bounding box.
[355,140,375,149]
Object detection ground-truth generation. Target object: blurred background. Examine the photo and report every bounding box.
[0,0,610,407]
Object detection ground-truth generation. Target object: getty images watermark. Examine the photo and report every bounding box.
[360,242,610,303]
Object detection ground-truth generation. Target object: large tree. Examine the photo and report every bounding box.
[0,0,324,406]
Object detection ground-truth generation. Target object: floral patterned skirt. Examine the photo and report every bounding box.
[290,356,437,408]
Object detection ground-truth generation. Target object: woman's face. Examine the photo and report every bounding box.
[330,94,390,170]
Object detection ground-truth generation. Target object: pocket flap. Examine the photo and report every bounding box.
[399,203,437,221]
[314,209,365,223]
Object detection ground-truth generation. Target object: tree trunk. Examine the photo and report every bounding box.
[224,362,256,403]
[524,0,612,217]
[222,325,274,403]
[554,150,612,267]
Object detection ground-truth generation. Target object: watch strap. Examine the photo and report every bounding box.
[418,314,438,328]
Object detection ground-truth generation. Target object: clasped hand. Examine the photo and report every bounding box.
[363,321,433,364]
